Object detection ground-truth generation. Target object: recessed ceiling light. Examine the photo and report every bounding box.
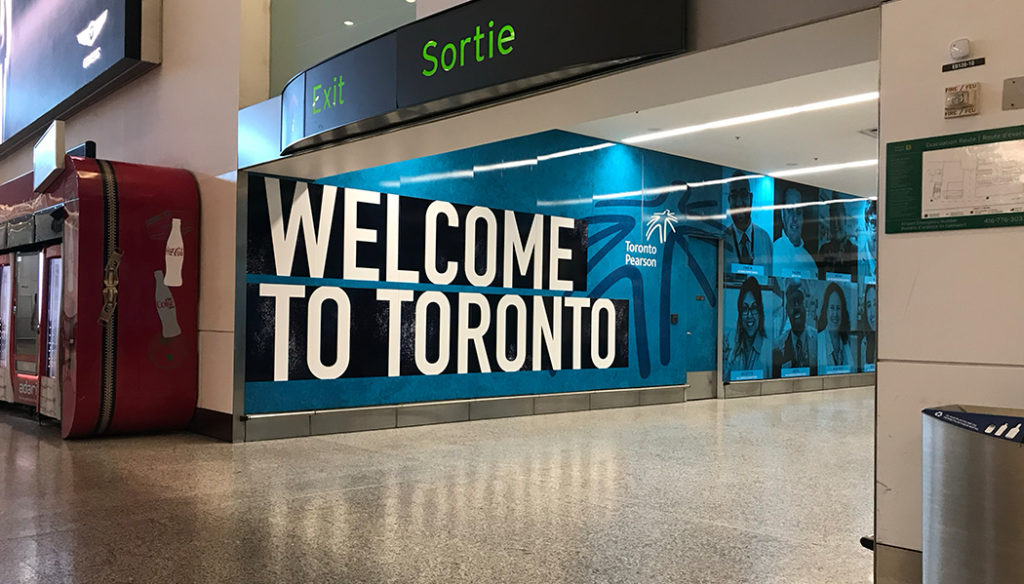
[768,159,877,178]
[344,20,355,26]
[406,0,416,3]
[623,91,880,145]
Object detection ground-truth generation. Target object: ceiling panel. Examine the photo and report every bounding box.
[567,61,880,197]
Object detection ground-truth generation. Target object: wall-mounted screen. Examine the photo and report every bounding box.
[0,0,158,153]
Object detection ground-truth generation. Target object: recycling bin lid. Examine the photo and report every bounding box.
[923,404,1024,444]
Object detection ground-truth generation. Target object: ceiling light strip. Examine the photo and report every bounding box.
[623,92,879,145]
[768,159,877,178]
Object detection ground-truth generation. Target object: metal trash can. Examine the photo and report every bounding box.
[922,405,1024,584]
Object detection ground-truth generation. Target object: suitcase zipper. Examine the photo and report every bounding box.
[94,160,121,435]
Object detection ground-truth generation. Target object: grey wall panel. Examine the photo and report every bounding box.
[638,386,687,406]
[824,375,856,390]
[311,408,396,435]
[590,390,640,410]
[793,376,825,392]
[728,374,872,398]
[397,402,469,427]
[851,372,877,387]
[725,382,761,399]
[245,415,311,441]
[685,371,716,400]
[534,393,590,415]
[469,398,534,420]
[761,379,794,396]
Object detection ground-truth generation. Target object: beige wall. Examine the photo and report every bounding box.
[0,0,264,414]
[269,0,414,95]
[416,0,469,19]
[877,0,1024,554]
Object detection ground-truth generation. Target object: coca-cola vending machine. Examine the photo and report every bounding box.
[0,157,199,438]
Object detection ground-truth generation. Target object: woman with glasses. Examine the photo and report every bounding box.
[817,282,854,371]
[725,276,771,380]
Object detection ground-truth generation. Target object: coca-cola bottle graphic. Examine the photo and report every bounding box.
[164,218,184,287]
[154,270,181,338]
[1007,424,1021,440]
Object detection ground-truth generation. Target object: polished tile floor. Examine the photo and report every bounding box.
[1,387,874,584]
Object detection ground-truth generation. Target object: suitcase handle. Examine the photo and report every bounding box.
[98,249,123,326]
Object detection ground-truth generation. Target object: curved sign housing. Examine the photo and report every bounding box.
[280,0,686,153]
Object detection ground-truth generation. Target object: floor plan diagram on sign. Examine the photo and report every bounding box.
[921,140,1024,219]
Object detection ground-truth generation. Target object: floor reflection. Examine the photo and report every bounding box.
[0,387,874,583]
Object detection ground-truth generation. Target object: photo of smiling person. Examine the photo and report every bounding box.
[724,276,771,381]
[817,282,854,374]
[772,184,819,280]
[773,280,818,377]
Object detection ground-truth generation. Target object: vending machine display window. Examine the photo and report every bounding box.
[0,259,11,405]
[44,257,61,378]
[0,264,10,369]
[13,251,41,376]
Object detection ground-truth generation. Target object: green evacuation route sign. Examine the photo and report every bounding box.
[886,124,1024,234]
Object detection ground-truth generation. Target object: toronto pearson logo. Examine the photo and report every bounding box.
[645,210,679,244]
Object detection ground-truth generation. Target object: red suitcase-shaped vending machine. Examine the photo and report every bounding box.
[50,157,199,438]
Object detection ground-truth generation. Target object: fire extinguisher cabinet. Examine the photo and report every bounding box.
[52,157,199,438]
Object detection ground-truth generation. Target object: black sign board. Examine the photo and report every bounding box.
[942,57,985,73]
[395,0,686,110]
[280,0,686,154]
[302,33,399,140]
[1,0,158,155]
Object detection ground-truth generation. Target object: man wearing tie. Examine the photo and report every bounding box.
[723,171,773,277]
[774,281,818,376]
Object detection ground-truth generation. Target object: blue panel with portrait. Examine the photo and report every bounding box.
[720,175,877,384]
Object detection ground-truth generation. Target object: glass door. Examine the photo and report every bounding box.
[38,246,62,419]
[12,250,42,406]
[0,254,11,404]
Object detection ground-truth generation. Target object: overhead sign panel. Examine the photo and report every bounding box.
[280,0,686,154]
[396,0,686,110]
[302,33,398,140]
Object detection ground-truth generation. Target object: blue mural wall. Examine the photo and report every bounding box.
[720,177,877,382]
[242,130,875,414]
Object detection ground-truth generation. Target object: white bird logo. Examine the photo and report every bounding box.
[645,210,679,244]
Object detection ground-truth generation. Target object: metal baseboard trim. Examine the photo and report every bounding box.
[243,384,689,441]
[875,542,921,584]
[724,372,876,398]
